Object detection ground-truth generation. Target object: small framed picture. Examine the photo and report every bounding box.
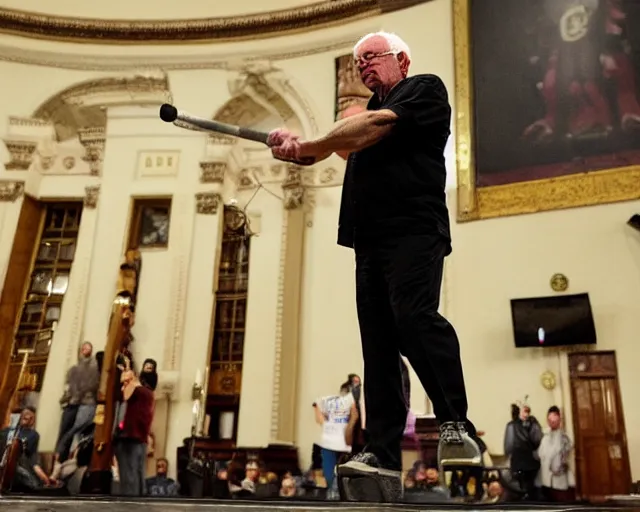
[129,199,172,249]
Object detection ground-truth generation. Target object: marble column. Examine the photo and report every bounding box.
[36,186,101,450]
[0,180,26,296]
[270,165,306,443]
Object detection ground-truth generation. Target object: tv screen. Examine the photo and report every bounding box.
[510,293,597,348]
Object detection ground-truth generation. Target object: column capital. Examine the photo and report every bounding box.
[199,161,226,184]
[195,192,222,215]
[0,180,25,202]
[83,185,100,209]
[3,139,38,171]
[78,127,106,176]
[282,164,305,210]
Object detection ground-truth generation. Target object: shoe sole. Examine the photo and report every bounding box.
[338,461,401,479]
[337,464,402,503]
[337,473,401,503]
[338,475,386,502]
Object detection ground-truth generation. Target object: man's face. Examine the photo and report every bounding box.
[352,376,361,387]
[156,459,168,476]
[20,409,35,428]
[143,362,155,373]
[425,468,438,483]
[520,407,531,421]
[548,412,561,430]
[80,343,92,357]
[355,35,407,91]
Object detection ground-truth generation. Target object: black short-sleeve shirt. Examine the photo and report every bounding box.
[337,74,452,250]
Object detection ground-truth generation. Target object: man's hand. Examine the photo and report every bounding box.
[267,128,294,147]
[268,128,303,161]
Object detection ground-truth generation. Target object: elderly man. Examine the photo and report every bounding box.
[268,31,481,501]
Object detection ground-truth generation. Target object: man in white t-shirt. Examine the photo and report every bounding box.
[314,383,358,490]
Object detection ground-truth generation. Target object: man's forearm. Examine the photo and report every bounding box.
[300,110,395,158]
[34,464,49,484]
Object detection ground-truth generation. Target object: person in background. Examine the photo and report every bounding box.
[145,457,179,496]
[314,382,358,491]
[0,407,53,490]
[538,406,575,502]
[50,342,99,480]
[114,365,155,496]
[347,374,366,454]
[504,404,542,500]
[140,358,158,391]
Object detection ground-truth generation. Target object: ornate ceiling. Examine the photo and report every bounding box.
[0,0,432,44]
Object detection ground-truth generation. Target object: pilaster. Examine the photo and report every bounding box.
[37,186,101,450]
[270,165,306,443]
[164,191,222,456]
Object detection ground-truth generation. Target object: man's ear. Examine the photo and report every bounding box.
[397,52,410,77]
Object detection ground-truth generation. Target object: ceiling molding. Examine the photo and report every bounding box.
[0,34,365,70]
[0,0,432,45]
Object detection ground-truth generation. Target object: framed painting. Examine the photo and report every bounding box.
[453,0,640,221]
[335,54,372,121]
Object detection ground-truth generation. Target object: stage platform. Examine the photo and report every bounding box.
[1,496,640,512]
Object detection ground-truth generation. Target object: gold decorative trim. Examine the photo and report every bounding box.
[453,0,640,221]
[0,180,25,202]
[550,273,569,293]
[0,1,432,45]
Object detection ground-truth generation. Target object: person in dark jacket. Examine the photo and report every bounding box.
[504,404,542,500]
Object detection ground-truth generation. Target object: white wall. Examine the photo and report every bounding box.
[1,0,639,481]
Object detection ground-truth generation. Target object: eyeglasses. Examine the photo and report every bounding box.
[353,50,398,66]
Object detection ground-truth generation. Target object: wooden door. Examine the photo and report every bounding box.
[569,351,631,499]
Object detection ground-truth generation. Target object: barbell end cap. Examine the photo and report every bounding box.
[159,103,178,123]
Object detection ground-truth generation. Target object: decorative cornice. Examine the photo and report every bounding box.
[83,185,100,209]
[195,192,222,214]
[0,1,432,45]
[0,180,25,202]
[0,38,357,72]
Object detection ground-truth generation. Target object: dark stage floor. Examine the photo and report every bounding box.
[1,496,640,512]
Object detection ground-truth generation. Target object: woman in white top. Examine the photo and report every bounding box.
[314,382,359,489]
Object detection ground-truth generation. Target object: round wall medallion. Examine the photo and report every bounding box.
[550,273,569,292]
[541,370,556,390]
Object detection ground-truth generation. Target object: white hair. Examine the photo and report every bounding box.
[353,31,412,61]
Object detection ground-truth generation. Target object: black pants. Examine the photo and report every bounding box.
[355,234,473,470]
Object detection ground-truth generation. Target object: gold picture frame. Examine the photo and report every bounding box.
[452,0,640,222]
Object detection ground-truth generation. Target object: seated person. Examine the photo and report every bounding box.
[0,407,54,491]
[145,457,179,496]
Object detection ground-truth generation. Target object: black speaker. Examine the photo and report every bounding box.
[628,214,640,232]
